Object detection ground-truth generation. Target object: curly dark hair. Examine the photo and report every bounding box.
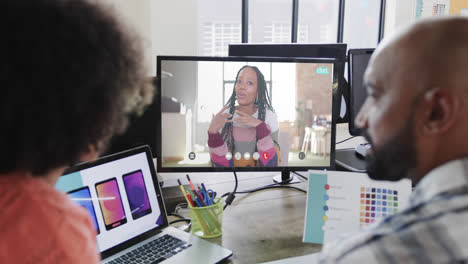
[0,0,153,175]
[221,65,275,153]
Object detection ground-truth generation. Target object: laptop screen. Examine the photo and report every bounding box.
[56,146,165,253]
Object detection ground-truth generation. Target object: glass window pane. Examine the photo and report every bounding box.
[247,62,271,81]
[249,0,293,43]
[272,63,296,122]
[297,0,340,43]
[224,83,235,105]
[198,61,224,123]
[198,0,242,56]
[343,0,381,49]
[151,1,241,73]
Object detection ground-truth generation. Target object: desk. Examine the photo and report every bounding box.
[159,124,365,263]
[161,172,322,264]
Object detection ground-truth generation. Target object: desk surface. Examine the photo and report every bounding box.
[164,172,322,264]
[161,124,365,263]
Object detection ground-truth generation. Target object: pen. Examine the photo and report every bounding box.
[186,174,197,193]
[177,179,187,196]
[196,190,206,207]
[188,189,202,207]
[201,183,208,193]
[178,179,194,207]
[186,193,195,207]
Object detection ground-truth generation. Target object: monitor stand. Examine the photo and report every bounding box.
[272,171,300,184]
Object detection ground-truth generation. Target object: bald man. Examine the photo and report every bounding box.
[318,17,468,263]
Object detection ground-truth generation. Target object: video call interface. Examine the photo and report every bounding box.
[55,152,163,252]
[160,59,335,168]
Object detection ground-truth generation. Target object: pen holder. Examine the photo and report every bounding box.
[190,198,223,238]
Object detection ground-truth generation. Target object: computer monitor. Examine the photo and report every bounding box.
[228,44,348,124]
[348,49,374,136]
[156,56,342,182]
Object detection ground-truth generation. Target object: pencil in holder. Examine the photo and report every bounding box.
[190,197,223,238]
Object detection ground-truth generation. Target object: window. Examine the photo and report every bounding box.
[297,0,340,44]
[249,0,293,43]
[265,22,292,43]
[201,22,242,56]
[343,0,381,49]
[151,0,386,72]
[197,0,242,56]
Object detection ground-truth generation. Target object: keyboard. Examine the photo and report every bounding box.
[107,234,192,264]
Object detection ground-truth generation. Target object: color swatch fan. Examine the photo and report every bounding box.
[303,170,412,244]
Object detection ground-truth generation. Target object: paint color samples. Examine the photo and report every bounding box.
[304,170,412,244]
[359,187,399,226]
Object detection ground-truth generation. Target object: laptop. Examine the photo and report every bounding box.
[56,145,232,263]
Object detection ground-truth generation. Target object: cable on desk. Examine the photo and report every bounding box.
[220,180,306,198]
[223,171,238,210]
[168,218,191,225]
[168,212,186,220]
[234,185,306,194]
[220,182,277,198]
[169,203,192,231]
[220,182,306,196]
[336,136,356,145]
[292,171,308,181]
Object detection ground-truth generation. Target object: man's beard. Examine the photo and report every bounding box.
[363,117,418,182]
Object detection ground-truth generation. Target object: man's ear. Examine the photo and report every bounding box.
[420,87,461,135]
[79,144,99,163]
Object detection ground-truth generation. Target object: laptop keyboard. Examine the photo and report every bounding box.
[107,234,192,264]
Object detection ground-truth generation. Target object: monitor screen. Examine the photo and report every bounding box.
[228,44,348,124]
[156,56,340,173]
[348,49,374,136]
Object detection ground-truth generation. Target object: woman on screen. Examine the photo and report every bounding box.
[208,65,280,167]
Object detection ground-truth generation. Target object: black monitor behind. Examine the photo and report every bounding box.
[348,49,374,136]
[229,43,345,182]
[335,48,374,173]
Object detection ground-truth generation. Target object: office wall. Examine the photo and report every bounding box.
[101,0,200,76]
[101,0,152,76]
[160,61,198,108]
[151,0,198,75]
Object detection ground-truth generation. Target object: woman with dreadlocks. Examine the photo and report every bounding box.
[207,65,280,167]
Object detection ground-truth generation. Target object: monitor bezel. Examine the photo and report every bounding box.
[156,55,341,173]
[348,48,374,136]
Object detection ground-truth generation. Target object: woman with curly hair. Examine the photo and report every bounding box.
[0,0,152,263]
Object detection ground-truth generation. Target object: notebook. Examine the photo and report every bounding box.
[56,145,232,263]
[303,170,411,244]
